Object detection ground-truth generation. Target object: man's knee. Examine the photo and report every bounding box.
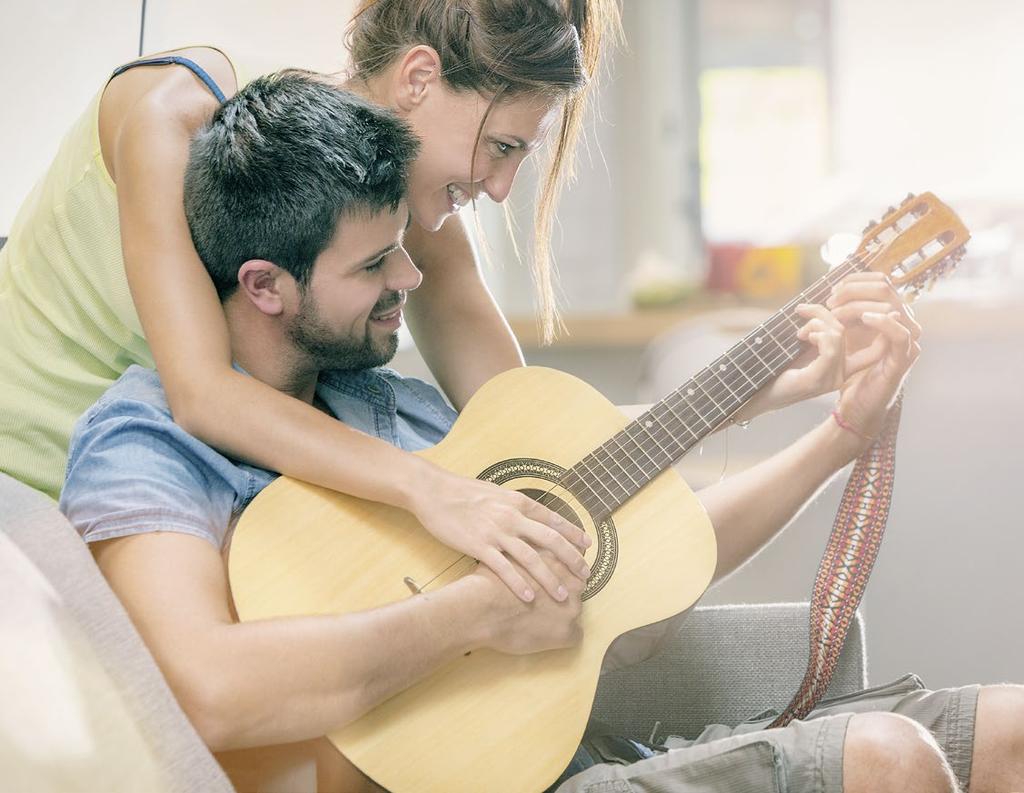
[843,712,957,793]
[977,683,1024,746]
[971,683,1024,791]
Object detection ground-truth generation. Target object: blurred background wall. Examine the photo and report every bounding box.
[2,0,1021,692]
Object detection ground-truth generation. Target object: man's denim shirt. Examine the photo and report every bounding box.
[60,365,457,549]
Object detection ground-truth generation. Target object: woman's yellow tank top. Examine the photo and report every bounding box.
[0,50,243,499]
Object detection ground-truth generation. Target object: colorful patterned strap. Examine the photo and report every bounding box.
[769,392,903,729]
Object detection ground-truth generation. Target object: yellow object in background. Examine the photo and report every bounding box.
[735,245,802,299]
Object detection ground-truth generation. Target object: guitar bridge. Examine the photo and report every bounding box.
[404,576,423,595]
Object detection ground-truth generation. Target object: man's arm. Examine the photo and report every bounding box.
[699,281,920,584]
[91,531,582,753]
[59,382,587,754]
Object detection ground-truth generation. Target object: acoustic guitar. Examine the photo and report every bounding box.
[227,192,969,793]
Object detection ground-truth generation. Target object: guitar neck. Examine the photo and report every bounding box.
[558,254,871,521]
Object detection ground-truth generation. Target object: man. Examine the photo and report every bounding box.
[61,72,1022,792]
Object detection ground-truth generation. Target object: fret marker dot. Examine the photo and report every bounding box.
[644,420,653,429]
[719,364,727,372]
[687,388,695,396]
[755,336,763,344]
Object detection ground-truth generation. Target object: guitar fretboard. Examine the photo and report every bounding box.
[558,253,871,520]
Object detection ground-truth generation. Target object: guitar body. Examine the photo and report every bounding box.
[228,366,717,793]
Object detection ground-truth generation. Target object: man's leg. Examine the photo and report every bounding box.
[809,677,1024,791]
[844,712,959,793]
[555,710,959,792]
[555,673,1001,793]
[968,684,1024,793]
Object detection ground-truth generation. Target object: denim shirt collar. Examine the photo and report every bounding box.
[230,362,396,412]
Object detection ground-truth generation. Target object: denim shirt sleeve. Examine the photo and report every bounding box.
[382,371,458,450]
[60,397,245,549]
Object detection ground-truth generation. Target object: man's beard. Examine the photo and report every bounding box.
[286,289,402,372]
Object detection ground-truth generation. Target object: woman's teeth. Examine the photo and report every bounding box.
[447,184,469,210]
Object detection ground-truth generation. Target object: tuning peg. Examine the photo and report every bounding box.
[884,205,897,217]
[901,192,916,205]
[862,220,878,235]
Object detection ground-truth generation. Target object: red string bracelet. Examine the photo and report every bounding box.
[831,408,873,441]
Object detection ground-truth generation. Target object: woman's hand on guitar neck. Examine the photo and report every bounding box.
[408,471,592,603]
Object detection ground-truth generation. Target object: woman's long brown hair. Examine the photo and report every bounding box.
[347,0,623,343]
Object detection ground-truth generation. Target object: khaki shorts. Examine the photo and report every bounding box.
[554,674,980,793]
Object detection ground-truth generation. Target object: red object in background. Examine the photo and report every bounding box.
[706,242,751,291]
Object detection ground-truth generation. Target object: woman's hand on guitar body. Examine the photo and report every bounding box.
[410,471,592,604]
[827,272,922,454]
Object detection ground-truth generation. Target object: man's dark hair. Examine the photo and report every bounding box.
[184,70,419,299]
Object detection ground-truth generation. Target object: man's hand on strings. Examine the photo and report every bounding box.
[732,303,847,423]
[827,272,922,447]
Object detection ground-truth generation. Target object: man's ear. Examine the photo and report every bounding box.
[237,260,292,316]
[392,45,443,112]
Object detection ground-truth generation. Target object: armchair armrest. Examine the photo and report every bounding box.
[0,474,233,792]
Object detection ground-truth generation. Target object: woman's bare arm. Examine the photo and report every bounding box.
[112,80,440,512]
[403,215,525,411]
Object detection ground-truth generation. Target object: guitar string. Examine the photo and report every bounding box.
[556,247,881,514]
[563,281,857,510]
[466,252,878,589]
[630,208,955,454]
[561,222,962,516]
[566,225,957,516]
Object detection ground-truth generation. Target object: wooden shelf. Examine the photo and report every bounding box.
[508,294,1024,349]
[508,298,779,349]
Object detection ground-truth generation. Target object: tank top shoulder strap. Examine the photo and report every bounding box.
[110,55,227,103]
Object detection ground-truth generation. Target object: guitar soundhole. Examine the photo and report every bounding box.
[518,487,614,601]
[476,458,619,601]
[517,488,584,532]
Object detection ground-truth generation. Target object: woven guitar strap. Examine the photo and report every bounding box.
[768,391,904,729]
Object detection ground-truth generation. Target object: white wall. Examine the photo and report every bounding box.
[832,0,1024,204]
[0,0,357,234]
[481,0,704,318]
[0,2,137,233]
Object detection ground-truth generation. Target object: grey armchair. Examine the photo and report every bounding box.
[592,603,867,743]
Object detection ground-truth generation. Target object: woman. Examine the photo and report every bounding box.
[0,0,864,601]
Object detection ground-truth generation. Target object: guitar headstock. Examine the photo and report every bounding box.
[853,192,970,299]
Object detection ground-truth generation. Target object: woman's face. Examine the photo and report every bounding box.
[403,88,561,231]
